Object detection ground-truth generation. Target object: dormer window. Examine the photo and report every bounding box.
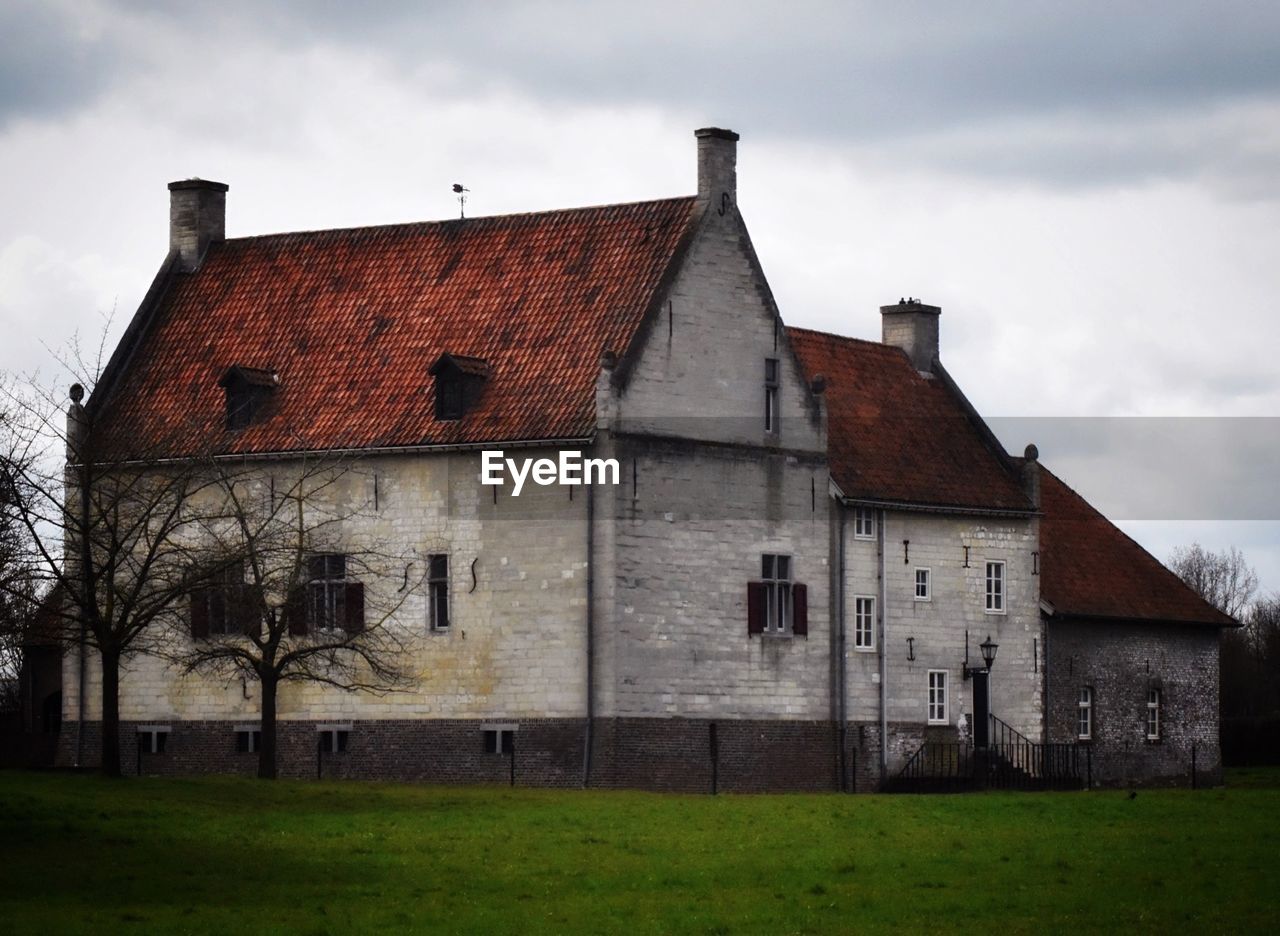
[429,353,489,421]
[219,366,279,431]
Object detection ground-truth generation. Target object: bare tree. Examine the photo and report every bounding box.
[0,371,233,776]
[1167,542,1259,621]
[164,457,420,779]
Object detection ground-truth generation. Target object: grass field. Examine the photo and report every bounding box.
[2,770,1278,934]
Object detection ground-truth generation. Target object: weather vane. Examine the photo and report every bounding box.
[452,183,470,219]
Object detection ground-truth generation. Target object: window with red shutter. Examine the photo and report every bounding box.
[747,581,766,635]
[343,582,365,635]
[285,589,308,636]
[190,589,209,640]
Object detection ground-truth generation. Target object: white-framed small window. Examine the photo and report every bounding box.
[762,554,793,634]
[853,507,875,540]
[236,728,262,753]
[484,729,514,754]
[764,358,779,433]
[1146,688,1162,740]
[137,726,170,754]
[428,554,450,631]
[1078,687,1093,740]
[927,670,948,724]
[317,725,350,753]
[914,568,931,601]
[985,561,1005,614]
[853,596,875,650]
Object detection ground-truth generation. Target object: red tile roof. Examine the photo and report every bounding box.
[787,327,1033,512]
[1039,467,1235,627]
[96,198,698,456]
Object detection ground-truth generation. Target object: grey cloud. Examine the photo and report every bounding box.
[0,3,120,127]
[14,2,1280,190]
[989,417,1280,521]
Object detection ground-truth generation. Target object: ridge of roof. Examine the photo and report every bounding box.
[785,325,900,352]
[220,195,699,247]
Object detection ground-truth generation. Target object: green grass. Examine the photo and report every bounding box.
[2,770,1278,934]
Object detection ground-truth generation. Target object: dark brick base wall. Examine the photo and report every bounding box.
[590,718,844,793]
[1046,619,1223,788]
[55,716,854,791]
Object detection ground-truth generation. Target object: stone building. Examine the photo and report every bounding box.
[47,128,1233,789]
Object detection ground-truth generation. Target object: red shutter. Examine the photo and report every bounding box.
[343,582,365,635]
[190,590,209,639]
[286,589,308,636]
[237,585,262,639]
[792,583,808,636]
[747,581,766,635]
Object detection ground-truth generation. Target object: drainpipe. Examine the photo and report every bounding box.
[837,507,848,791]
[581,483,595,787]
[877,508,888,783]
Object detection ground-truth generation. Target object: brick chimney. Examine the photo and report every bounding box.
[881,298,941,372]
[695,127,738,211]
[168,178,228,272]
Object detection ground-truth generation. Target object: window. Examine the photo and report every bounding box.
[299,553,360,632]
[429,353,490,421]
[853,507,875,540]
[914,568,931,601]
[762,554,793,634]
[206,562,247,636]
[748,558,807,637]
[437,375,463,420]
[137,727,169,754]
[985,561,1005,613]
[318,728,349,753]
[236,728,262,753]
[219,366,278,431]
[190,562,257,640]
[1078,687,1093,740]
[853,596,875,650]
[928,671,948,724]
[484,729,513,754]
[1147,689,1162,740]
[764,358,779,433]
[428,554,450,631]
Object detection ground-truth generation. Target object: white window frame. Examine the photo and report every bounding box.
[428,554,450,631]
[927,670,948,725]
[1146,688,1162,740]
[1078,687,1093,740]
[853,596,875,650]
[762,554,793,634]
[764,358,779,434]
[985,560,1006,614]
[853,507,875,540]
[914,567,931,602]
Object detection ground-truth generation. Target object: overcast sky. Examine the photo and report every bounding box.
[2,0,1277,596]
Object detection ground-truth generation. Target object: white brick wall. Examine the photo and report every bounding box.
[842,507,1043,746]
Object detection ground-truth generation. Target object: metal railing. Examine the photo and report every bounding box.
[888,715,1089,793]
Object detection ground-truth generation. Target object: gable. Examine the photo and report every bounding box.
[613,208,823,453]
[94,198,697,457]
